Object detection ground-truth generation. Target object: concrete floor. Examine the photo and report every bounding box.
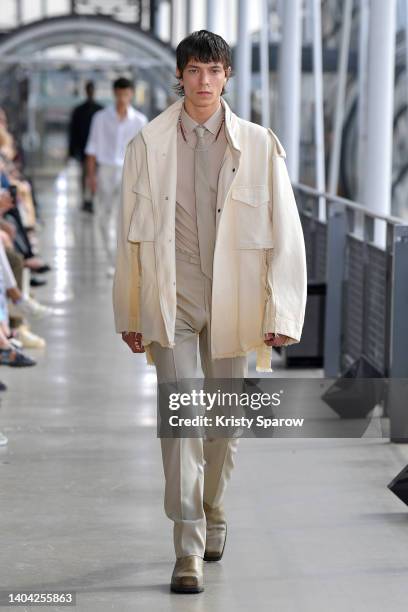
[0,166,407,611]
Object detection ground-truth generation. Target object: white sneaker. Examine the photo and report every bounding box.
[15,325,46,349]
[13,297,54,319]
[9,337,23,350]
[0,432,8,446]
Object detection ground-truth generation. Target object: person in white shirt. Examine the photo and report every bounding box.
[85,77,148,275]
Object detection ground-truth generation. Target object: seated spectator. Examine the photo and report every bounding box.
[0,191,50,349]
[0,263,36,369]
[0,108,57,375]
[0,114,51,276]
[0,126,37,229]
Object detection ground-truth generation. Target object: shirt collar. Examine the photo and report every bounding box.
[180,101,224,135]
[108,104,136,121]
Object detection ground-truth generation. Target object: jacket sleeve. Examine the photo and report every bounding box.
[262,129,307,346]
[112,138,142,333]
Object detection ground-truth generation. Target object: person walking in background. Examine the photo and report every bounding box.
[68,81,103,213]
[85,77,148,277]
[113,31,307,594]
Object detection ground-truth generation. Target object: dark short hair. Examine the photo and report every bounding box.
[113,77,134,90]
[173,30,233,97]
[85,81,95,95]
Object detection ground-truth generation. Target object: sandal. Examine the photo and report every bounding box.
[0,347,36,367]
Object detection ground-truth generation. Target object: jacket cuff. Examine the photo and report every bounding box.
[115,316,141,334]
[263,304,303,346]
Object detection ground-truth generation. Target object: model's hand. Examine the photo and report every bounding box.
[264,332,290,347]
[122,331,145,353]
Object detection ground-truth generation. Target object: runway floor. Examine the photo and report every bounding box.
[0,165,407,611]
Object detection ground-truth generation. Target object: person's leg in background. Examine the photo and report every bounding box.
[110,166,122,259]
[14,181,36,229]
[95,164,121,274]
[95,164,114,265]
[81,158,93,213]
[25,177,42,224]
[5,246,48,348]
[0,264,36,368]
[5,247,23,289]
[4,207,35,260]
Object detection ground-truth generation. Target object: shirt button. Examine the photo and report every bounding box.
[232,168,236,172]
[217,208,221,213]
[165,196,169,200]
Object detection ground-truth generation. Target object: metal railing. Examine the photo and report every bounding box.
[293,183,408,383]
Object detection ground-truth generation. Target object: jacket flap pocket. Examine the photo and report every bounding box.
[231,185,269,207]
[127,198,155,242]
[131,180,151,199]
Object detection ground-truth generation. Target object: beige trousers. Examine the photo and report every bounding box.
[96,164,122,266]
[149,249,248,559]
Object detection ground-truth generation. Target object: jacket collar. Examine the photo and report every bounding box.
[141,96,241,151]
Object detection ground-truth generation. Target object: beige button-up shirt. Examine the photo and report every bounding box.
[175,101,228,257]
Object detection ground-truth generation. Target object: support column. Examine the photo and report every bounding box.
[357,0,369,203]
[328,0,353,196]
[259,0,271,129]
[362,0,396,245]
[16,0,22,24]
[206,0,217,33]
[235,0,251,119]
[278,0,302,180]
[150,0,160,37]
[186,0,193,34]
[311,0,326,220]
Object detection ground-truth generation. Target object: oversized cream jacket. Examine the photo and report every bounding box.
[112,96,307,371]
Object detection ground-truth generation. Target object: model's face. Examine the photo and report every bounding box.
[114,87,134,108]
[177,59,230,107]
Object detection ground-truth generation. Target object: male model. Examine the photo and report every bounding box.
[68,80,102,213]
[113,30,307,594]
[85,77,148,276]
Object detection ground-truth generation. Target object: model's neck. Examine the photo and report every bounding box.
[116,104,128,119]
[183,97,221,124]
